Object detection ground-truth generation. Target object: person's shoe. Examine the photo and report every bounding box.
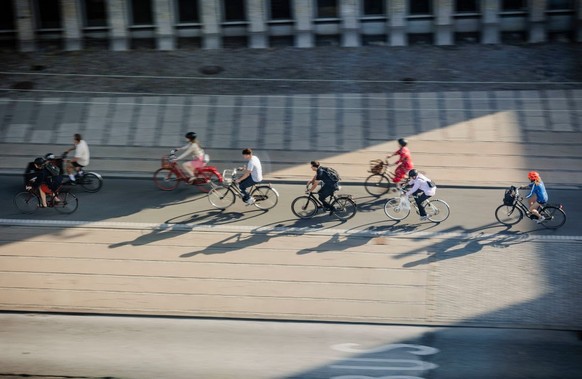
[53,196,61,203]
[535,216,546,224]
[245,197,256,206]
[420,216,428,221]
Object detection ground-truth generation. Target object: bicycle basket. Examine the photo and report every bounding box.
[503,186,517,206]
[222,169,236,185]
[369,159,384,174]
[161,155,174,168]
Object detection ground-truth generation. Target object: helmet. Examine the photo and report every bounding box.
[44,153,55,160]
[528,171,540,181]
[34,157,45,166]
[408,169,418,178]
[398,138,408,147]
[185,132,197,140]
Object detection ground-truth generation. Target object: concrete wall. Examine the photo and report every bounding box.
[6,0,581,51]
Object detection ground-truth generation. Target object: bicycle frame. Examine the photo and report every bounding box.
[503,188,559,220]
[163,157,214,181]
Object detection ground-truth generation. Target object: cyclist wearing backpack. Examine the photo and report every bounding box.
[405,169,436,221]
[307,161,340,211]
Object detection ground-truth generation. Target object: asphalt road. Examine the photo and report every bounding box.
[1,313,581,379]
[1,176,580,237]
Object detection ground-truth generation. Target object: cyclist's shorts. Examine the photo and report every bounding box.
[40,184,52,194]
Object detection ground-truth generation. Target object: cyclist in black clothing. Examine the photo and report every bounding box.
[307,161,339,211]
[24,157,62,207]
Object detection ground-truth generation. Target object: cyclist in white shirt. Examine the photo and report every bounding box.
[405,169,437,221]
[235,148,262,205]
[65,133,90,184]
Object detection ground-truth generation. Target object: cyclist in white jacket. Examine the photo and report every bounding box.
[405,169,437,221]
[174,132,205,183]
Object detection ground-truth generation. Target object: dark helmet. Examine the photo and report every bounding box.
[408,169,418,178]
[398,138,408,147]
[185,132,197,140]
[34,157,45,166]
[44,153,55,160]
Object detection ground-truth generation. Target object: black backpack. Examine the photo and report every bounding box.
[503,186,517,206]
[322,167,341,183]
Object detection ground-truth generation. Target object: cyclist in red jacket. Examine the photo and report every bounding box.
[387,138,414,189]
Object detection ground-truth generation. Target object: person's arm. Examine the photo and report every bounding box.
[524,184,536,199]
[405,180,420,197]
[308,174,320,192]
[236,160,253,183]
[386,149,398,161]
[174,144,193,161]
[236,170,250,183]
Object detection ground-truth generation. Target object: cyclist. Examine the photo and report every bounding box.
[235,148,263,205]
[405,169,436,221]
[65,133,90,185]
[520,171,548,223]
[173,132,205,184]
[25,157,54,207]
[386,138,414,190]
[307,161,339,212]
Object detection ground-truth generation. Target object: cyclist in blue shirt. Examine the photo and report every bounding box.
[520,171,548,223]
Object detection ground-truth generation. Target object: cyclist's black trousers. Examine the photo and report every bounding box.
[318,184,335,210]
[239,176,258,202]
[413,189,431,217]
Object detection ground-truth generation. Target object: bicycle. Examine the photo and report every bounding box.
[364,159,405,196]
[153,150,223,192]
[36,152,103,193]
[383,188,450,222]
[14,184,78,214]
[207,168,279,210]
[495,186,566,229]
[291,184,357,221]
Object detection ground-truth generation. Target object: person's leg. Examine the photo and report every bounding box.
[318,186,334,210]
[49,177,62,201]
[392,165,406,190]
[68,162,81,182]
[414,190,429,218]
[182,161,194,177]
[528,195,543,219]
[38,187,47,207]
[239,176,256,202]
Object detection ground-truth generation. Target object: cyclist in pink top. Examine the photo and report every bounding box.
[387,138,414,189]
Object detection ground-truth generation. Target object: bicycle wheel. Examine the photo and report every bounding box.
[383,197,410,220]
[539,205,566,229]
[80,172,103,193]
[14,192,39,214]
[251,186,279,210]
[291,196,318,219]
[425,199,450,223]
[153,168,180,191]
[364,174,391,197]
[208,186,236,209]
[53,191,79,214]
[332,196,357,221]
[195,171,222,193]
[495,204,523,226]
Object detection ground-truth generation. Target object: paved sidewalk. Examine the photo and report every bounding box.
[1,44,582,188]
[1,89,581,188]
